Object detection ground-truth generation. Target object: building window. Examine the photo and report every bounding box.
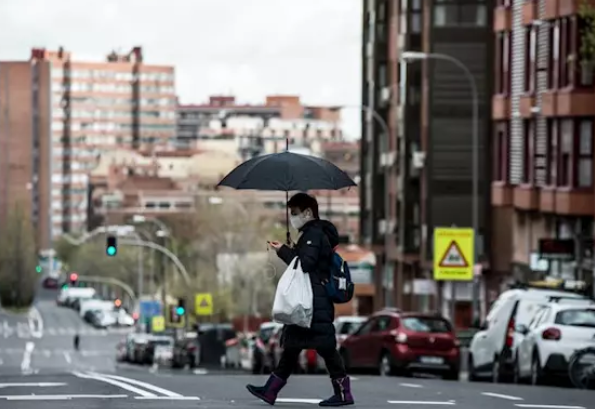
[560,17,573,87]
[546,119,558,185]
[578,119,593,187]
[548,20,560,89]
[493,122,509,182]
[560,119,573,186]
[577,16,595,86]
[434,2,487,27]
[522,120,535,184]
[524,26,537,93]
[495,31,511,94]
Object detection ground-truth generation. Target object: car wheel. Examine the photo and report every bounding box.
[530,352,544,386]
[378,352,393,377]
[339,348,351,372]
[513,356,522,384]
[468,354,479,382]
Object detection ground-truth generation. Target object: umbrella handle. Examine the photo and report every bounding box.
[285,190,291,245]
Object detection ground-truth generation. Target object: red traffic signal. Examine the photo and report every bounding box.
[69,273,78,282]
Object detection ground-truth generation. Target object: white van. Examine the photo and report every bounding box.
[468,284,591,382]
[80,299,113,318]
[57,287,96,307]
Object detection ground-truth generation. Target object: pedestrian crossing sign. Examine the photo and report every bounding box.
[433,227,474,281]
[152,316,165,332]
[194,293,213,316]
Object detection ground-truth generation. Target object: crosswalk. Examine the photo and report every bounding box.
[44,327,133,336]
[0,347,113,357]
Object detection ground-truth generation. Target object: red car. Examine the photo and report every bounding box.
[42,277,59,289]
[339,309,460,380]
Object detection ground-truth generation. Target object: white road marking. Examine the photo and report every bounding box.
[482,392,523,401]
[63,351,71,364]
[72,371,157,398]
[134,396,201,400]
[28,307,43,338]
[400,383,423,388]
[515,405,585,409]
[20,342,34,372]
[87,372,183,397]
[0,382,66,388]
[193,368,208,375]
[388,401,456,405]
[0,357,3,365]
[0,394,127,400]
[276,398,322,404]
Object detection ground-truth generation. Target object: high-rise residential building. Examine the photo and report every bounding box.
[491,1,595,290]
[0,46,176,247]
[359,0,493,325]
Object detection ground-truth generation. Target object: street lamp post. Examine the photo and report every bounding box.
[400,51,480,322]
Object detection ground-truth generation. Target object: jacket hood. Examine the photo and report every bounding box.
[303,219,339,248]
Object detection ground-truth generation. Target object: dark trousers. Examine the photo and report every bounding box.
[274,347,347,380]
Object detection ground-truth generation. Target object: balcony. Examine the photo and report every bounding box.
[491,181,513,206]
[519,94,536,117]
[513,185,539,210]
[541,91,557,116]
[522,0,537,25]
[556,89,595,116]
[555,188,593,216]
[492,95,510,120]
[543,0,558,19]
[493,6,512,32]
[539,186,556,212]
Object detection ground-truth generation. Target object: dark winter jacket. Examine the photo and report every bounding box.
[276,219,339,350]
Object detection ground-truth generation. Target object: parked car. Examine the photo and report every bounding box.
[467,282,591,382]
[115,341,127,362]
[172,333,199,369]
[142,335,174,365]
[42,277,59,289]
[515,303,595,384]
[340,308,460,379]
[335,316,367,345]
[251,322,282,374]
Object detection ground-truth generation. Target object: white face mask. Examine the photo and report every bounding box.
[290,211,311,230]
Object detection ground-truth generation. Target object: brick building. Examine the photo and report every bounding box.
[491,0,595,289]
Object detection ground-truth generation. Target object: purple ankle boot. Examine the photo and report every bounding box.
[246,373,287,405]
[319,376,354,407]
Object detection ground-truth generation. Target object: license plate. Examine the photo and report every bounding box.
[420,356,444,365]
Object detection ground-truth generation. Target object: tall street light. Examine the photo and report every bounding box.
[400,51,480,322]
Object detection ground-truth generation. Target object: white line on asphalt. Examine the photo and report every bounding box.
[0,394,127,400]
[28,307,43,338]
[388,401,456,405]
[515,405,586,409]
[0,357,3,365]
[400,383,423,388]
[87,372,183,397]
[63,351,71,364]
[482,392,523,401]
[71,371,157,398]
[134,396,201,400]
[20,342,34,372]
[276,398,322,404]
[0,382,66,388]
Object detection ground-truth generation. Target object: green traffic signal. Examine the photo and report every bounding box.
[35,265,42,274]
[176,306,185,315]
[106,246,117,256]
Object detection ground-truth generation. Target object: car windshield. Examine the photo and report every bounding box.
[555,309,595,328]
[336,321,362,335]
[402,317,451,333]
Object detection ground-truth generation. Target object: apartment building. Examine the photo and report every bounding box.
[360,0,493,322]
[176,95,342,157]
[491,0,595,288]
[0,47,176,244]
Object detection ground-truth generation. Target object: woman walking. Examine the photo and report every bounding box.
[246,193,354,407]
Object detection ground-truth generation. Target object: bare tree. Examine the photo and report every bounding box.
[0,204,37,308]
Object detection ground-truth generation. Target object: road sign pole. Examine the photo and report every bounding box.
[450,281,456,324]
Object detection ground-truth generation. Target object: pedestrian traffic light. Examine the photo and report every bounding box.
[176,298,186,316]
[106,235,117,256]
[69,272,78,286]
[114,299,122,309]
[35,265,42,274]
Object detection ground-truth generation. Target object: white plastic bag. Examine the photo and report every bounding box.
[272,257,313,328]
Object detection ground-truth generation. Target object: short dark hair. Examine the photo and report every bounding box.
[287,192,319,219]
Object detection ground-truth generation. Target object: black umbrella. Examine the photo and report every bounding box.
[217,144,357,243]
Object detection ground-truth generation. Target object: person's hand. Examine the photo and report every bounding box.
[268,241,282,250]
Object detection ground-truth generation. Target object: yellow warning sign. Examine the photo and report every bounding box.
[152,316,165,332]
[194,293,213,316]
[433,227,474,281]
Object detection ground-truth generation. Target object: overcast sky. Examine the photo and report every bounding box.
[0,0,363,138]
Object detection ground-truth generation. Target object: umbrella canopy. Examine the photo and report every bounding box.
[217,151,356,191]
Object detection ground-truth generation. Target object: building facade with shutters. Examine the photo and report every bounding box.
[491,0,595,288]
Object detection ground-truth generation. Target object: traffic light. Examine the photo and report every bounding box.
[69,272,78,286]
[35,265,42,274]
[114,299,122,309]
[168,304,182,325]
[106,235,117,256]
[176,298,186,316]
